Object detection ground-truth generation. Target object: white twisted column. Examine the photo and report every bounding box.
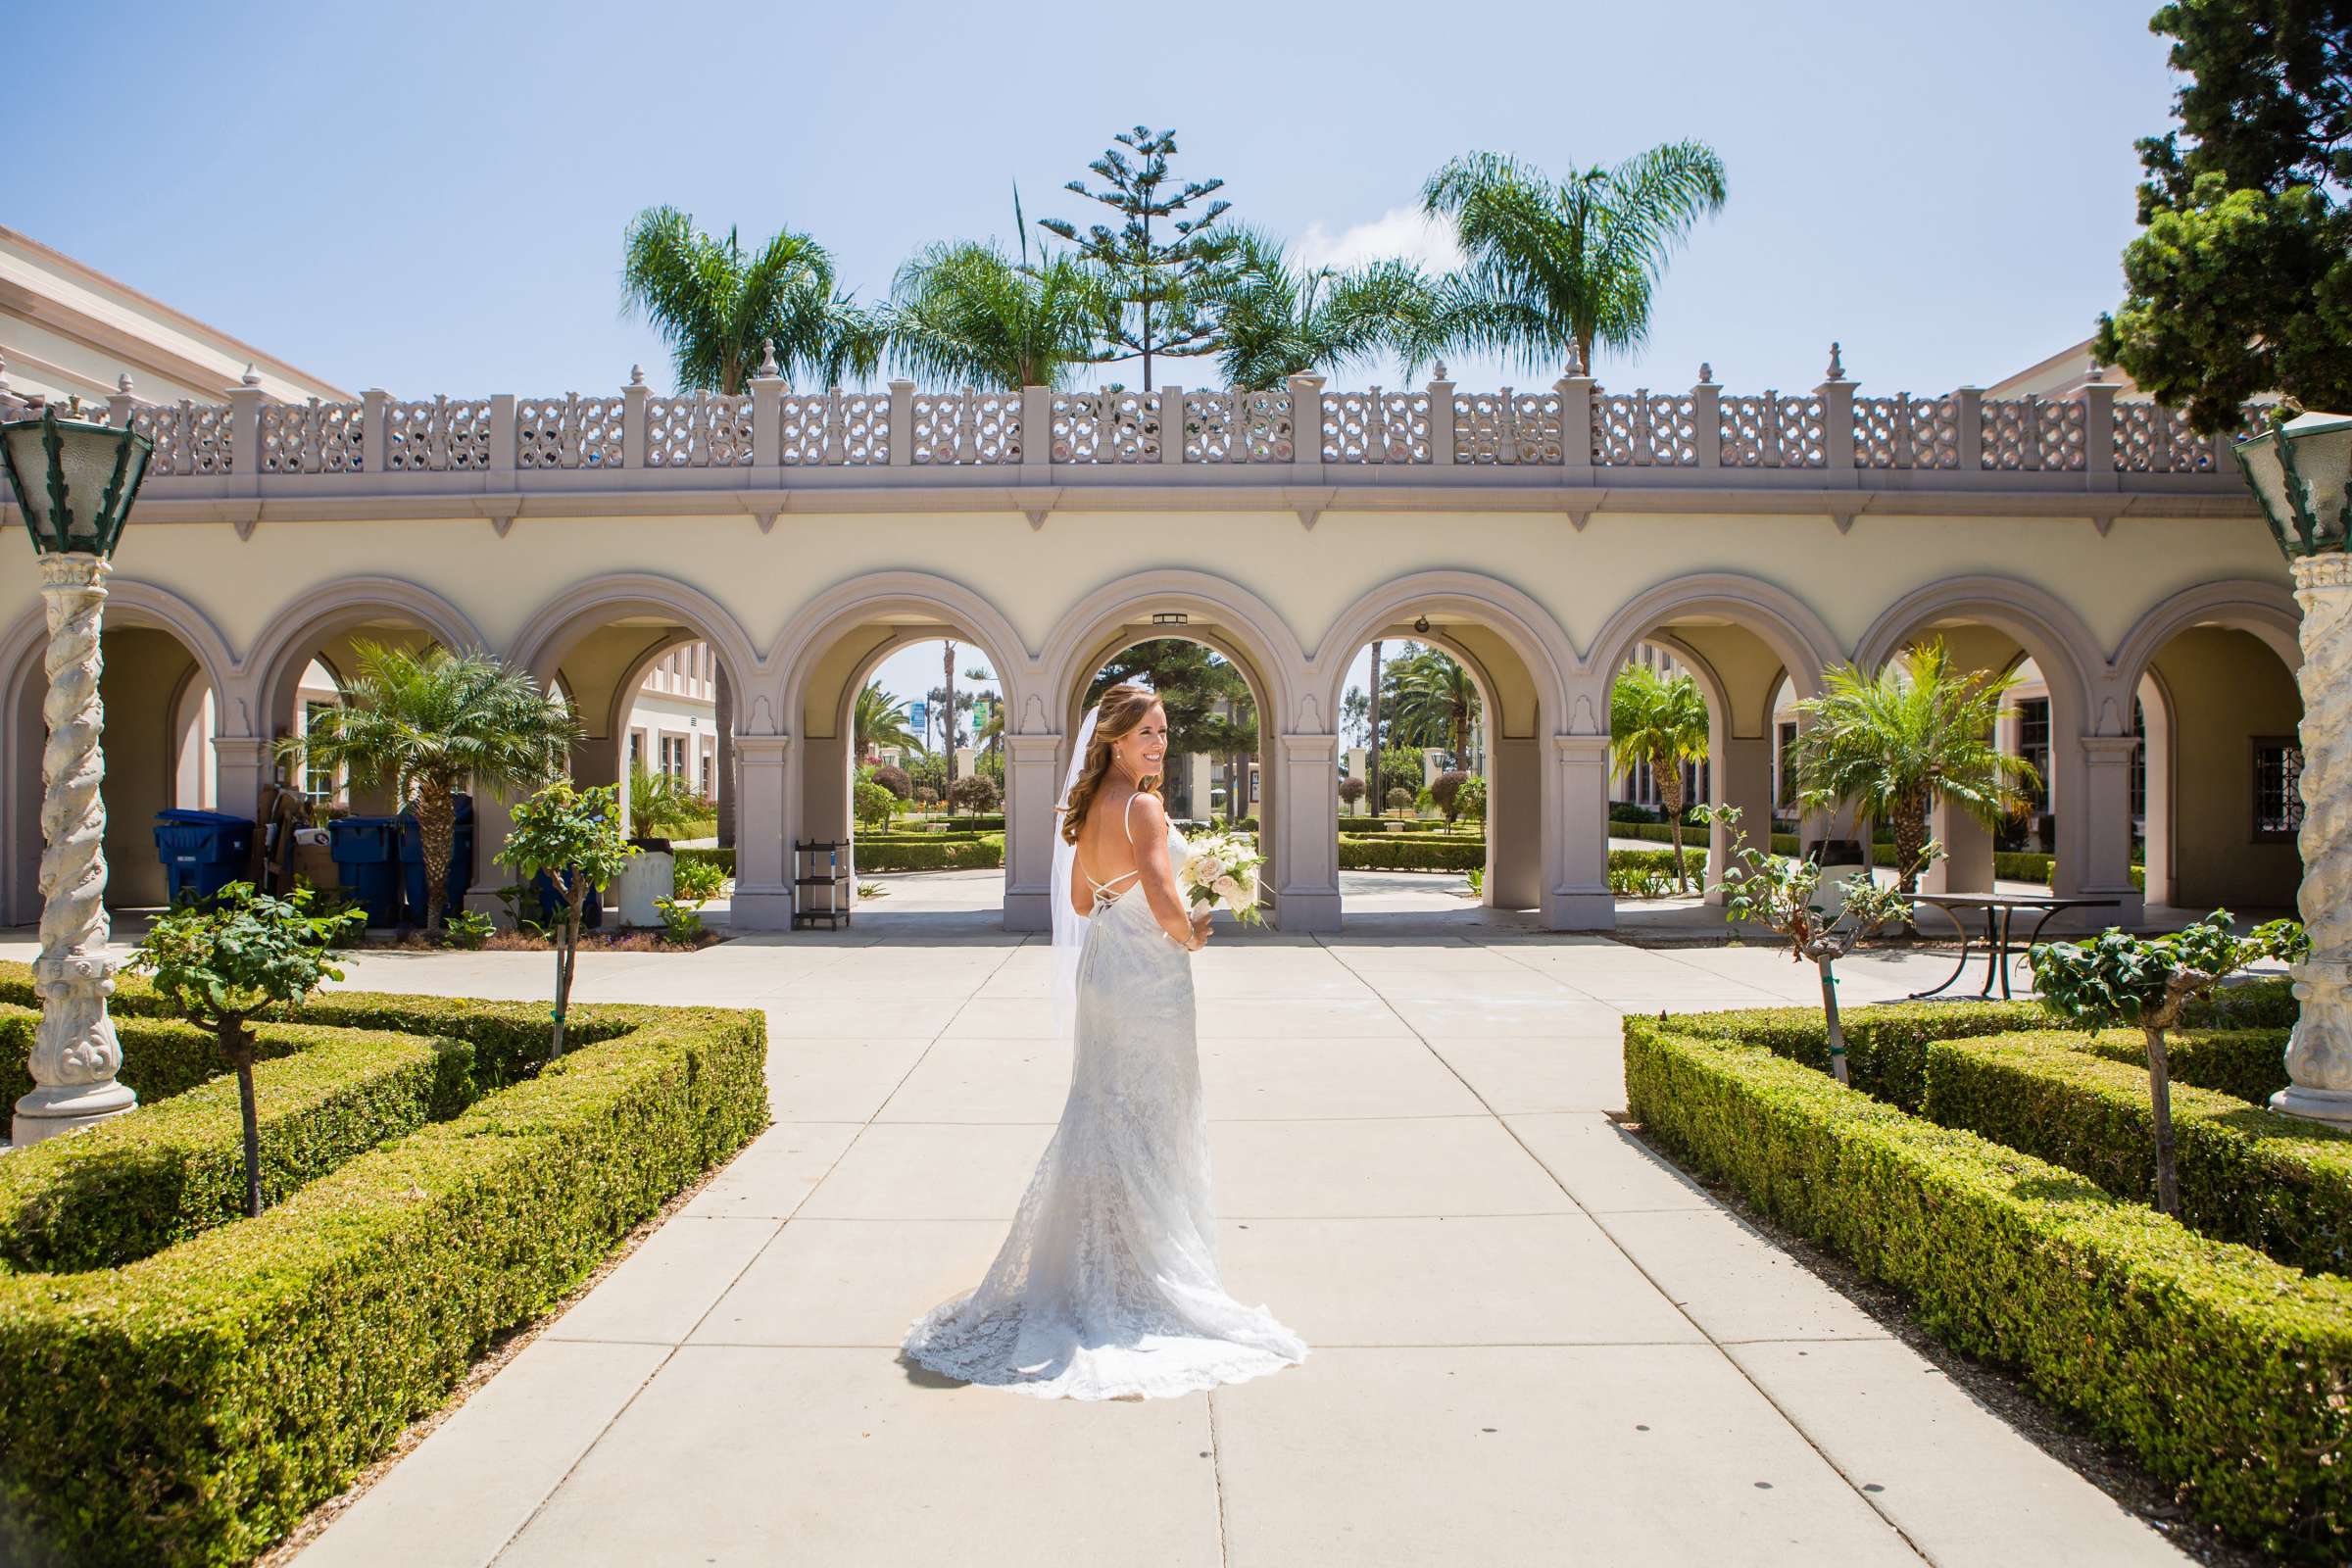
[2277,554,2352,1126]
[14,553,135,1145]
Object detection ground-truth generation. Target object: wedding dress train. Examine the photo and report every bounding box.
[901,821,1309,1400]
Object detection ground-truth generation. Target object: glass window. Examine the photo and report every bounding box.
[1777,720,1799,808]
[303,701,339,803]
[2016,697,2050,810]
[2254,739,2305,839]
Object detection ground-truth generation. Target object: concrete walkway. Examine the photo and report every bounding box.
[246,924,2188,1568]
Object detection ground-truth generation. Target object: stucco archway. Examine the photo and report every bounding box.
[3,581,239,921]
[1040,570,1312,927]
[1313,571,1578,918]
[774,572,1034,928]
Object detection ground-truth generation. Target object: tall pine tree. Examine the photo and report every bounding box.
[2097,1,2352,427]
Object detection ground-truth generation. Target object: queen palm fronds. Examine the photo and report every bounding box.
[621,207,882,394]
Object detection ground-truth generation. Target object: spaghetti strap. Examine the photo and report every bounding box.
[1121,791,1144,844]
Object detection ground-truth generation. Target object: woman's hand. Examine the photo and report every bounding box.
[1187,907,1213,951]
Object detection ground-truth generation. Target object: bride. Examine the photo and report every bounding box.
[901,682,1309,1399]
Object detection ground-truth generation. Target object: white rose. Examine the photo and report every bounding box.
[1214,875,1244,903]
[1196,857,1225,883]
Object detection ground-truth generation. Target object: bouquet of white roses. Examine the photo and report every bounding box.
[1178,830,1265,925]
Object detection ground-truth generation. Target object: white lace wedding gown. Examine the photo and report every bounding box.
[902,813,1309,1400]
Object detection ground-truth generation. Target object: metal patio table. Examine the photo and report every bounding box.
[1905,892,2121,1001]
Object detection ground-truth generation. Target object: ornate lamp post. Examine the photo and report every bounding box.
[2235,411,2352,1126]
[0,405,152,1144]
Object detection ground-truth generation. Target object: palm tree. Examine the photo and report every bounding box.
[279,643,579,934]
[1384,645,1483,764]
[1421,144,1728,374]
[1206,227,1452,389]
[853,681,922,760]
[621,207,881,393]
[885,237,1112,390]
[1790,639,2041,896]
[1610,663,1710,891]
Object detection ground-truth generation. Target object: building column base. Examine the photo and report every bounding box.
[729,888,794,932]
[1275,888,1341,933]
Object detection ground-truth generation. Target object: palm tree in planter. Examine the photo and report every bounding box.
[279,643,579,936]
[1789,639,2038,897]
[1610,664,1709,891]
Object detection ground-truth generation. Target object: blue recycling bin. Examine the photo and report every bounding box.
[532,869,604,931]
[328,816,405,927]
[151,808,256,907]
[399,792,475,925]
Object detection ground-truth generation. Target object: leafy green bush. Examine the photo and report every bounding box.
[2075,1027,2292,1104]
[854,778,898,830]
[0,991,766,1568]
[0,1025,470,1274]
[1920,1029,2352,1275]
[1624,1019,2352,1559]
[673,856,727,902]
[675,846,735,878]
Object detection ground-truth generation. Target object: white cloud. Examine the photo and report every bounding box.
[1291,207,1464,273]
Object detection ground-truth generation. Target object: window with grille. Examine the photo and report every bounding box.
[2254,738,2305,840]
[661,735,689,778]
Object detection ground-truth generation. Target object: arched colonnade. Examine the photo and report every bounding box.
[0,565,2306,933]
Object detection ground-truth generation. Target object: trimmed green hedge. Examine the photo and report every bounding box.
[1338,837,1484,871]
[0,974,767,1568]
[0,1026,471,1274]
[857,835,1004,872]
[0,1007,311,1121]
[1921,1030,2350,1276]
[2075,1028,2293,1106]
[1655,981,2296,1116]
[1625,1020,2352,1558]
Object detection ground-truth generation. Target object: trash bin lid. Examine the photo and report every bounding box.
[155,808,253,827]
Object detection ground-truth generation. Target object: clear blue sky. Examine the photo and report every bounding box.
[9,0,2180,719]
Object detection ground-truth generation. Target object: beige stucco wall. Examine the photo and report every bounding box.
[2150,627,2303,910]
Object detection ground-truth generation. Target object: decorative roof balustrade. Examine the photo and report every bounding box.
[0,361,2269,510]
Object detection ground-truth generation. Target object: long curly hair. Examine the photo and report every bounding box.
[1060,683,1165,846]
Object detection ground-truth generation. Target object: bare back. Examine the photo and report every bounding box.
[1067,785,1199,946]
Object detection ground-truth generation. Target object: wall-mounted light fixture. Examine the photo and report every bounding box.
[1152,612,1188,626]
[1413,613,1431,634]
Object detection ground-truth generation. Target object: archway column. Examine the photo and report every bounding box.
[1551,734,1615,929]
[212,733,272,826]
[731,734,792,930]
[2065,732,2145,929]
[1712,734,1777,903]
[1487,735,1542,909]
[1004,731,1061,933]
[1274,732,1340,931]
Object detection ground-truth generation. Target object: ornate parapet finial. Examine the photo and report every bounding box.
[117,373,133,394]
[241,363,261,387]
[1826,342,1846,381]
[2087,359,2106,383]
[1698,362,1714,384]
[629,364,645,387]
[1433,362,1449,381]
[757,338,779,377]
[1565,344,1586,377]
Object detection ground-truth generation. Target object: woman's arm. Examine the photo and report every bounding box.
[1128,794,1208,949]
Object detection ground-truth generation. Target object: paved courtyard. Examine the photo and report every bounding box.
[138,907,2185,1568]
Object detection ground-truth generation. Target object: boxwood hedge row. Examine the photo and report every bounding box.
[0,1025,471,1274]
[1337,837,1484,871]
[855,836,1004,871]
[1919,1030,2349,1277]
[0,977,767,1568]
[1624,1018,2352,1558]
